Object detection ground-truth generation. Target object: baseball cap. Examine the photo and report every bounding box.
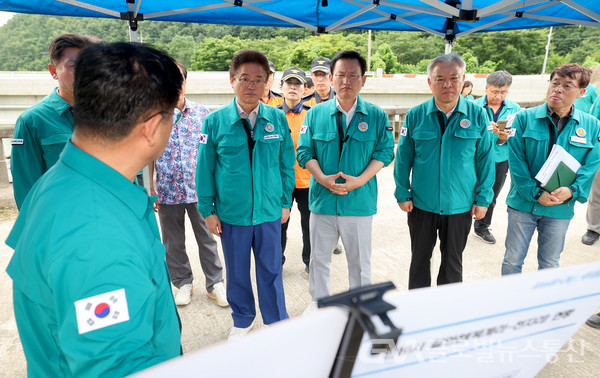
[268,60,276,73]
[311,57,331,74]
[282,67,307,84]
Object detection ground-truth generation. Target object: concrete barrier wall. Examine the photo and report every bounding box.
[0,71,552,125]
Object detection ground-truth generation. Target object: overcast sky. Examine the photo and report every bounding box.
[0,11,14,26]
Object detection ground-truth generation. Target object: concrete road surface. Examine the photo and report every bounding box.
[0,165,599,376]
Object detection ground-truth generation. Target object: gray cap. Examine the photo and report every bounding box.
[311,57,331,74]
[268,60,276,73]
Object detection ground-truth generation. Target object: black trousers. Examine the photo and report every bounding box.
[407,207,472,289]
[281,187,311,266]
[474,160,509,232]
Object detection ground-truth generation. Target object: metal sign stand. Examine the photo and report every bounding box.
[319,282,402,378]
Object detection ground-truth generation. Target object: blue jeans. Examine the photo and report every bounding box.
[502,207,571,275]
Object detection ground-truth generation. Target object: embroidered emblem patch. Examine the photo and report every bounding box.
[358,122,368,132]
[300,125,308,134]
[265,123,274,133]
[400,127,408,136]
[74,289,129,334]
[460,119,471,129]
[576,127,586,137]
[199,134,208,144]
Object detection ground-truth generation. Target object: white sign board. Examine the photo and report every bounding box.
[137,262,600,378]
[352,262,600,377]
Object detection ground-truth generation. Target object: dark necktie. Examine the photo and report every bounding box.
[240,118,255,166]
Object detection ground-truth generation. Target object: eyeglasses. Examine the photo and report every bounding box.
[234,76,266,87]
[549,80,580,91]
[490,90,508,96]
[144,109,175,122]
[333,74,362,82]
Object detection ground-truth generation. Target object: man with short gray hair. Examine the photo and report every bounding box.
[472,70,521,244]
[395,53,494,289]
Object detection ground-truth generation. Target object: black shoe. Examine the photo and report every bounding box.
[333,244,343,255]
[582,230,599,245]
[586,313,600,329]
[474,229,496,244]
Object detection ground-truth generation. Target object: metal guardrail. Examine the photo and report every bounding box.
[0,100,545,188]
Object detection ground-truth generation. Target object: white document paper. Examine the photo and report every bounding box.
[351,262,600,377]
[534,144,581,186]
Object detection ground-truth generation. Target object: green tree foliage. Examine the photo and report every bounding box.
[371,43,399,74]
[453,30,547,74]
[167,35,197,68]
[1,13,600,75]
[375,31,444,67]
[190,36,244,71]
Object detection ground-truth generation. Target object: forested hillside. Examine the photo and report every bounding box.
[1,13,599,74]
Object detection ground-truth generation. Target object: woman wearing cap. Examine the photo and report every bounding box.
[278,67,313,272]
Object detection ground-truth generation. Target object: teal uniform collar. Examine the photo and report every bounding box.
[225,98,279,125]
[328,94,369,117]
[48,87,73,117]
[61,141,152,219]
[424,96,468,117]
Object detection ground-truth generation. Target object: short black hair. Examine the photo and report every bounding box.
[229,49,269,79]
[551,63,591,89]
[331,50,367,76]
[48,33,98,65]
[73,42,182,142]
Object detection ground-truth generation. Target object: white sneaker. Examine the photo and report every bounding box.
[175,284,193,306]
[207,282,229,307]
[303,301,319,315]
[227,323,254,342]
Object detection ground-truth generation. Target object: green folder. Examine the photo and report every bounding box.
[542,161,577,192]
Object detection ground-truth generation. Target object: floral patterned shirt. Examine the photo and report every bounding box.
[155,99,210,204]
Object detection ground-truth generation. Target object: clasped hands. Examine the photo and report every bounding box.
[318,172,364,195]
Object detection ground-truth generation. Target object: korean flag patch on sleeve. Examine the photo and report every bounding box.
[400,126,408,137]
[300,125,308,134]
[74,288,130,334]
[199,133,208,144]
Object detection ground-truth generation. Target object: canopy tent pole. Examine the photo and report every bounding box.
[541,26,553,74]
[367,29,372,72]
[445,41,452,54]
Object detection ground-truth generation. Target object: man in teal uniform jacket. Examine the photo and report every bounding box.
[395,53,495,289]
[196,49,295,341]
[573,82,599,114]
[11,33,96,209]
[472,70,521,244]
[6,43,183,376]
[297,50,394,311]
[502,63,600,275]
